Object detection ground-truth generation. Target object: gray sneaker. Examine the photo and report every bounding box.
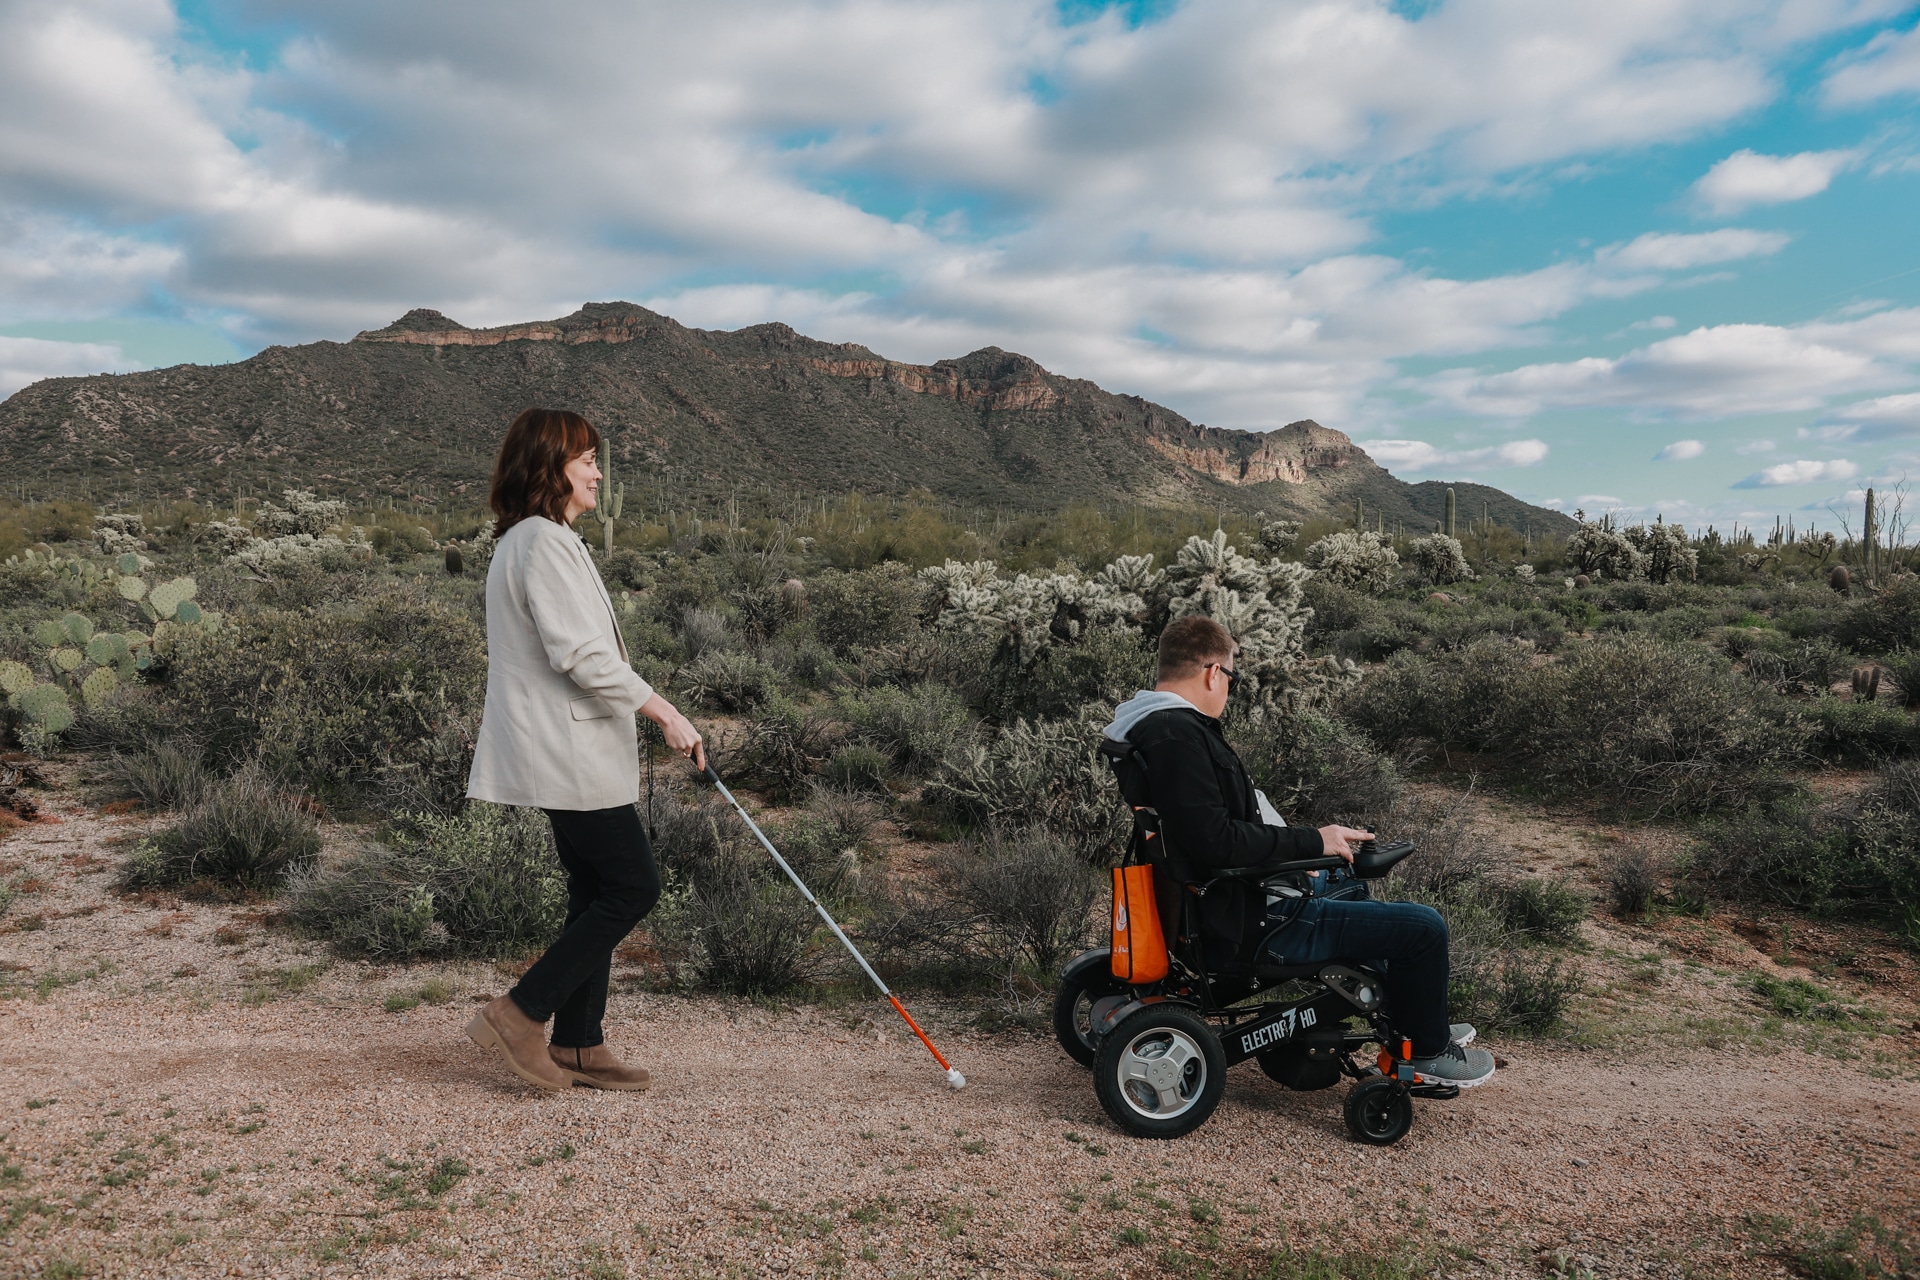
[1408,1041,1496,1088]
[1451,1022,1477,1047]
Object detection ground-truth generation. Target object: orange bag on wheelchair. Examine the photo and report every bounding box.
[1110,863,1168,983]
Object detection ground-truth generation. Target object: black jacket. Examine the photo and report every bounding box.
[1121,706,1324,968]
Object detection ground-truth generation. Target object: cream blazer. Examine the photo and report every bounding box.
[466,516,654,811]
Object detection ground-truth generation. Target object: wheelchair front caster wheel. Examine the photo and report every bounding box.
[1344,1076,1413,1145]
[1093,1004,1225,1139]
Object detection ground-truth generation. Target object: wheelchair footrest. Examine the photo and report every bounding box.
[1408,1082,1460,1100]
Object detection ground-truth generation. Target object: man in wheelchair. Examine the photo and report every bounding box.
[1103,614,1496,1089]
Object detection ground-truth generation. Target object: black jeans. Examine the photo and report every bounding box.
[1262,891,1451,1058]
[508,805,661,1049]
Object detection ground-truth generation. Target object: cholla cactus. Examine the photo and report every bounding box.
[1161,530,1352,714]
[1514,563,1537,585]
[1407,534,1474,585]
[1256,520,1302,557]
[462,522,498,574]
[94,513,147,555]
[202,519,257,555]
[256,489,348,538]
[1623,519,1698,585]
[924,560,1146,666]
[1566,515,1649,581]
[231,530,372,576]
[1301,530,1399,594]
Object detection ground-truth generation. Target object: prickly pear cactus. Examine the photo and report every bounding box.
[0,662,33,695]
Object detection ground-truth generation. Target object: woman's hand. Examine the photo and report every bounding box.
[641,693,705,772]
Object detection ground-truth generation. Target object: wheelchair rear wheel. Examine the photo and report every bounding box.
[1094,1004,1225,1139]
[1053,951,1130,1068]
[1343,1075,1413,1145]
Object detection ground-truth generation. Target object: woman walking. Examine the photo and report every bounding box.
[465,407,704,1092]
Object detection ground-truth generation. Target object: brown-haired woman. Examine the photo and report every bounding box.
[464,407,704,1092]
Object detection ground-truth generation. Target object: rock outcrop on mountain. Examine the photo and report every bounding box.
[0,301,1574,533]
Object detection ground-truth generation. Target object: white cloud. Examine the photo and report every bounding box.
[1654,439,1706,460]
[1576,494,1626,509]
[1599,229,1790,271]
[1736,438,1778,454]
[1734,458,1859,487]
[1810,391,1920,439]
[0,335,131,398]
[0,0,1904,459]
[1362,438,1549,474]
[1692,148,1857,215]
[1420,308,1920,419]
[1825,22,1920,104]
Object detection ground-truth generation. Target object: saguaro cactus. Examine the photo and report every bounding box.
[1864,487,1878,584]
[597,437,627,557]
[1444,488,1457,539]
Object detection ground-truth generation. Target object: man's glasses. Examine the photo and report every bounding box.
[1204,662,1240,691]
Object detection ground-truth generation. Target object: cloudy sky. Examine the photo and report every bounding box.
[3,0,1920,523]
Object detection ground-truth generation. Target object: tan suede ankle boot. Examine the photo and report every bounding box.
[467,996,572,1091]
[550,1043,652,1091]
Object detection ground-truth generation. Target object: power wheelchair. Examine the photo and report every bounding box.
[1050,738,1460,1144]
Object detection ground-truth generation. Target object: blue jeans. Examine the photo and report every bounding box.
[1261,894,1450,1057]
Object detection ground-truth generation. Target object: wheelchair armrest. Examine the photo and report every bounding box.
[1204,855,1349,883]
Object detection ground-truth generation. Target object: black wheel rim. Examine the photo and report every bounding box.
[1359,1088,1403,1138]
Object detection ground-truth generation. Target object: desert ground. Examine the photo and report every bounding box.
[3,773,1918,1280]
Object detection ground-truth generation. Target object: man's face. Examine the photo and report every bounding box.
[1194,649,1238,719]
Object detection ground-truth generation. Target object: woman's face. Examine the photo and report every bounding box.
[562,448,601,524]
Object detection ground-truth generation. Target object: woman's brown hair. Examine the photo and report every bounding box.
[489,408,601,537]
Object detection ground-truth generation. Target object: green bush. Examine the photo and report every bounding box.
[927,711,1128,860]
[1741,635,1852,695]
[160,590,486,804]
[289,803,563,959]
[1805,696,1920,762]
[1342,638,1532,759]
[120,765,321,892]
[1879,648,1920,708]
[839,681,974,777]
[1842,761,1920,936]
[1497,876,1588,941]
[1232,710,1401,825]
[108,741,213,811]
[1839,574,1920,652]
[726,697,842,799]
[1691,790,1843,910]
[680,648,782,713]
[808,563,925,655]
[936,823,1101,974]
[822,742,892,792]
[685,851,819,995]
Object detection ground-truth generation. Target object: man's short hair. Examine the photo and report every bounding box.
[1157,615,1235,682]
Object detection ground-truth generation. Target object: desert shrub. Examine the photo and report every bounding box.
[1301,580,1384,643]
[1742,635,1852,694]
[1645,605,1719,641]
[937,824,1101,974]
[1690,790,1843,910]
[160,590,486,803]
[1232,710,1401,825]
[1844,761,1920,935]
[677,606,735,660]
[725,697,842,799]
[681,648,782,713]
[108,741,213,810]
[1498,876,1587,941]
[1805,696,1920,762]
[1545,593,1599,629]
[120,765,321,892]
[1602,846,1660,918]
[822,742,892,792]
[1489,953,1581,1034]
[804,783,880,853]
[927,710,1128,860]
[1301,530,1399,594]
[1839,574,1920,652]
[809,563,925,655]
[764,636,847,691]
[1879,648,1920,707]
[680,837,819,994]
[1342,638,1533,759]
[839,681,974,777]
[289,803,562,959]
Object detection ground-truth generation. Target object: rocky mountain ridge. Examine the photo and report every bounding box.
[0,301,1572,534]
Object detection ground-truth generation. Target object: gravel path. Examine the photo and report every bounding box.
[3,805,1918,1279]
